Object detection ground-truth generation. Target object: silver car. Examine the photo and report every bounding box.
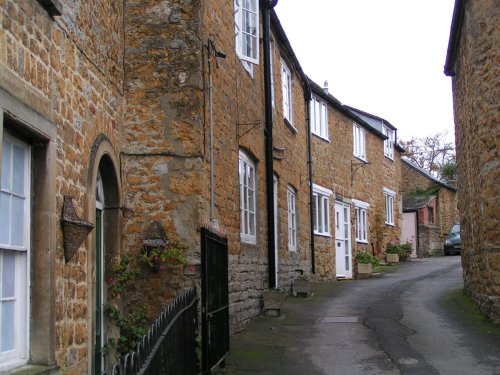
[444,223,461,255]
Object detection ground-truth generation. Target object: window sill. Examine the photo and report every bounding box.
[384,154,394,161]
[353,155,368,163]
[312,132,330,142]
[284,117,297,134]
[385,222,395,227]
[314,232,332,238]
[4,364,58,375]
[356,240,369,244]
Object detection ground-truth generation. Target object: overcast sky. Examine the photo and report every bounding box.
[275,0,456,143]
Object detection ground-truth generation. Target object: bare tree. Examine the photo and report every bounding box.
[400,132,456,179]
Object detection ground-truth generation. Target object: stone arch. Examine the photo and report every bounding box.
[85,134,122,373]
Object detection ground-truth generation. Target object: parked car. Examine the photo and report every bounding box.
[444,223,461,255]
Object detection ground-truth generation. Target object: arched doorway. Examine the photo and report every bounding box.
[87,136,121,374]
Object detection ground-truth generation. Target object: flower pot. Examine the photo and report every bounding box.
[387,253,399,264]
[357,263,372,279]
[293,279,310,297]
[262,290,286,317]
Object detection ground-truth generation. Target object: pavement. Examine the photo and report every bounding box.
[221,257,500,375]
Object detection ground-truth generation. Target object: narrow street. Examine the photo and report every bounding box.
[225,257,500,374]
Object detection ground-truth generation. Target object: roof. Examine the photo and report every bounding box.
[403,194,436,212]
[402,158,457,192]
[308,80,387,141]
[444,0,466,76]
[270,10,311,99]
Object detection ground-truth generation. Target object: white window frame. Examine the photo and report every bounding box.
[287,186,297,252]
[239,150,257,244]
[353,199,369,243]
[353,123,366,161]
[312,184,332,236]
[311,96,328,140]
[281,59,293,124]
[383,187,396,226]
[0,132,30,370]
[234,0,259,64]
[383,125,394,159]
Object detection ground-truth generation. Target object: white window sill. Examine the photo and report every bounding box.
[354,155,367,163]
[241,235,257,245]
[288,247,297,252]
[312,132,330,142]
[314,232,332,238]
[356,239,369,244]
[385,222,395,227]
[284,117,297,133]
[384,154,394,161]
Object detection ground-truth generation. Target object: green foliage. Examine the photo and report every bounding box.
[141,242,187,271]
[440,161,457,182]
[355,251,379,266]
[104,303,148,355]
[386,241,413,261]
[406,187,439,198]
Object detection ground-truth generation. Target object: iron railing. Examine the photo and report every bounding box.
[110,287,198,375]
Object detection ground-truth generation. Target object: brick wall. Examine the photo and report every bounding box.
[451,0,500,324]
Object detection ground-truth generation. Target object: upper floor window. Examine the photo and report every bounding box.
[281,59,293,124]
[312,184,332,236]
[239,151,257,244]
[287,186,297,252]
[311,96,328,140]
[383,125,394,159]
[234,0,259,64]
[383,187,396,226]
[353,123,366,160]
[353,199,369,243]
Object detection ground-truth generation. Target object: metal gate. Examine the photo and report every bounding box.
[201,227,229,374]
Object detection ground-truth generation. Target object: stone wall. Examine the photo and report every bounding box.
[451,0,500,324]
[311,95,402,280]
[0,0,124,372]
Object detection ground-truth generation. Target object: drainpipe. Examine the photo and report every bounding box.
[207,41,215,223]
[263,0,278,289]
[305,84,315,274]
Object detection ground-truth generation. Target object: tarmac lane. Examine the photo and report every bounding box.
[223,256,500,374]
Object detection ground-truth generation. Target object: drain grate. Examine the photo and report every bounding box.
[319,316,359,323]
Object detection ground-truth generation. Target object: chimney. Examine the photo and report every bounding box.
[323,80,329,95]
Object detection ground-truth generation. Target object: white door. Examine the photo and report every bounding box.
[273,175,279,287]
[335,202,352,279]
[402,212,418,258]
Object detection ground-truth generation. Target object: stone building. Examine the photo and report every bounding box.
[444,0,500,324]
[401,159,458,257]
[309,81,404,280]
[0,0,313,373]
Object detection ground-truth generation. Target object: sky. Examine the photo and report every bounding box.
[274,0,456,143]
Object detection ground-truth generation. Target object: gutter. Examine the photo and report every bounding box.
[444,0,466,76]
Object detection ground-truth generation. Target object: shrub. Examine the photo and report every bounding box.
[386,241,413,261]
[355,251,379,266]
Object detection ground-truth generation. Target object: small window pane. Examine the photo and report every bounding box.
[1,140,11,190]
[1,301,15,352]
[2,251,16,298]
[11,196,25,247]
[12,145,26,196]
[0,193,10,244]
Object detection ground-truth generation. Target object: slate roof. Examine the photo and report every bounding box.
[402,158,457,192]
[403,194,436,212]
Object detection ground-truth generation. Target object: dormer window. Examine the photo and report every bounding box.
[383,125,394,159]
[353,123,366,161]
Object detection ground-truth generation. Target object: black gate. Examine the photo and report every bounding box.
[201,227,229,374]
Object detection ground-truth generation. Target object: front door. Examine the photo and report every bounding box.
[94,172,105,374]
[335,202,352,279]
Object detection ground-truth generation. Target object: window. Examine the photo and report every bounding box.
[281,59,293,124]
[382,125,394,159]
[428,206,434,224]
[312,184,332,236]
[353,123,366,160]
[384,187,396,225]
[287,187,297,251]
[239,151,257,244]
[353,199,369,243]
[234,0,259,64]
[311,96,328,140]
[0,132,30,369]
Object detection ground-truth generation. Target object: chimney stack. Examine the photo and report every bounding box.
[323,80,329,95]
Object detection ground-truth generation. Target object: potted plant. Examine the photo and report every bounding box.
[293,273,310,297]
[386,243,400,263]
[355,251,378,279]
[262,288,287,317]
